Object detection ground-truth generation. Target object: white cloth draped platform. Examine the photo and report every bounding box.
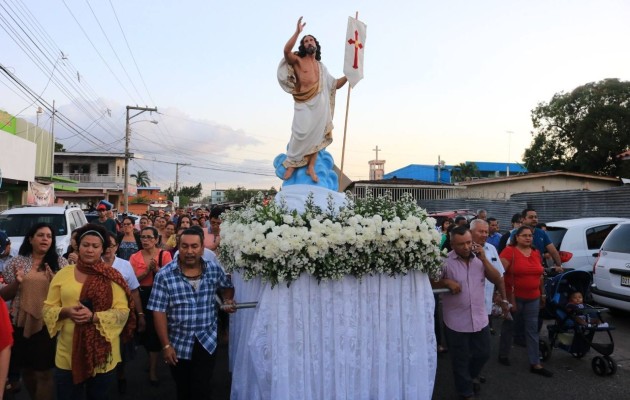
[229,271,437,400]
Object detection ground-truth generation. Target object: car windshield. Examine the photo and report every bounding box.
[545,227,567,249]
[601,224,630,254]
[0,214,67,237]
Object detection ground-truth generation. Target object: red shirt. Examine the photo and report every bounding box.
[500,246,543,300]
[0,301,13,350]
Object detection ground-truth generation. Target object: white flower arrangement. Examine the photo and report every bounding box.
[218,191,443,287]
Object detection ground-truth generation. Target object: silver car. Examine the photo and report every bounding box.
[591,221,630,312]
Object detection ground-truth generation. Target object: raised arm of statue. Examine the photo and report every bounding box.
[284,17,305,65]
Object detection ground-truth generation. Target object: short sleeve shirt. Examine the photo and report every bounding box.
[147,258,233,360]
[440,251,488,333]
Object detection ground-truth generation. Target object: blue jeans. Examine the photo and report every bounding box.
[54,368,115,400]
[444,324,491,397]
[499,297,541,365]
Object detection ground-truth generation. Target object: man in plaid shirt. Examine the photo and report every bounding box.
[148,228,236,400]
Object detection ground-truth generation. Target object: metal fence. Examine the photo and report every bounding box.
[348,182,630,228]
[351,183,464,202]
[510,185,630,222]
[419,198,527,230]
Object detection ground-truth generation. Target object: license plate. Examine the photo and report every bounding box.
[622,276,630,287]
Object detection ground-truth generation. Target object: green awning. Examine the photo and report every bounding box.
[53,183,79,192]
[52,175,79,192]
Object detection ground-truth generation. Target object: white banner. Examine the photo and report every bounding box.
[27,181,55,206]
[343,16,367,88]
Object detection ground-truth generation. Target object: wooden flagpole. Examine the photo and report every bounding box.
[339,11,358,191]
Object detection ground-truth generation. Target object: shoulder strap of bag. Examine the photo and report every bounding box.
[158,249,165,268]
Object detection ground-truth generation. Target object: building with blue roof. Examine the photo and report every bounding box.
[383,161,527,183]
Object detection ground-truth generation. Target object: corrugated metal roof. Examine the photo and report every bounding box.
[383,164,451,183]
[460,171,620,186]
[468,161,527,173]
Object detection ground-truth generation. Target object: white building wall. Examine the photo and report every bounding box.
[0,133,36,182]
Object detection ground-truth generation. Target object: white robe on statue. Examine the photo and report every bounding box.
[278,59,337,168]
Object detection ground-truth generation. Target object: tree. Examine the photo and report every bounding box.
[224,186,276,203]
[524,78,630,176]
[450,162,480,182]
[55,141,65,152]
[130,170,151,187]
[178,183,203,198]
[163,183,203,207]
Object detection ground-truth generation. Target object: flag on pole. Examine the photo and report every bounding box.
[343,16,367,88]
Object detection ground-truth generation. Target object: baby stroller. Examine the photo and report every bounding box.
[540,270,617,376]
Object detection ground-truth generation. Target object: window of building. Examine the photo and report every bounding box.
[54,163,63,175]
[97,163,109,175]
[69,163,90,174]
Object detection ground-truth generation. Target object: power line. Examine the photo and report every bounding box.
[83,0,146,104]
[1,1,122,139]
[61,0,139,104]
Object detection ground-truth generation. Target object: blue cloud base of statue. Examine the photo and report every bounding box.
[274,150,338,191]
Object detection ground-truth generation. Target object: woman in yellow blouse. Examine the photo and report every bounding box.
[43,224,136,400]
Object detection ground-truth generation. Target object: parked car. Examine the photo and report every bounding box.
[545,217,629,272]
[428,209,477,230]
[591,221,630,312]
[0,205,88,256]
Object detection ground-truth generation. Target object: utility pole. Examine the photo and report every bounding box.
[174,162,191,195]
[174,162,190,208]
[124,105,157,213]
[50,100,55,178]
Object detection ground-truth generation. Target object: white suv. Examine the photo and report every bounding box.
[545,217,629,272]
[591,221,630,312]
[0,206,88,256]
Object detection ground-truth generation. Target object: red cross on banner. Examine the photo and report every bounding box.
[343,16,367,88]
[347,30,363,69]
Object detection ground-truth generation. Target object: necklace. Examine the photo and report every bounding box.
[182,272,202,280]
[179,263,203,291]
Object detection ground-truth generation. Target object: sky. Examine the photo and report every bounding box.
[2,0,630,194]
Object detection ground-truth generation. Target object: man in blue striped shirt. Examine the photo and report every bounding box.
[148,228,235,400]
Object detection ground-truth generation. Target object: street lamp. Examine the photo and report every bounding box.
[124,106,157,213]
[506,130,514,177]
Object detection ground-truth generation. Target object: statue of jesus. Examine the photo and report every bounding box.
[281,17,347,183]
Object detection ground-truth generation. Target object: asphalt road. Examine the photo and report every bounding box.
[12,310,629,399]
[432,309,630,400]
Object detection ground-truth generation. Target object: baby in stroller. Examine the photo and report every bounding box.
[565,291,608,328]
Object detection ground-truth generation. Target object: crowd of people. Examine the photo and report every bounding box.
[0,203,595,400]
[0,205,233,400]
[434,208,568,399]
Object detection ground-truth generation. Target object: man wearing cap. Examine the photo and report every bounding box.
[94,204,118,234]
